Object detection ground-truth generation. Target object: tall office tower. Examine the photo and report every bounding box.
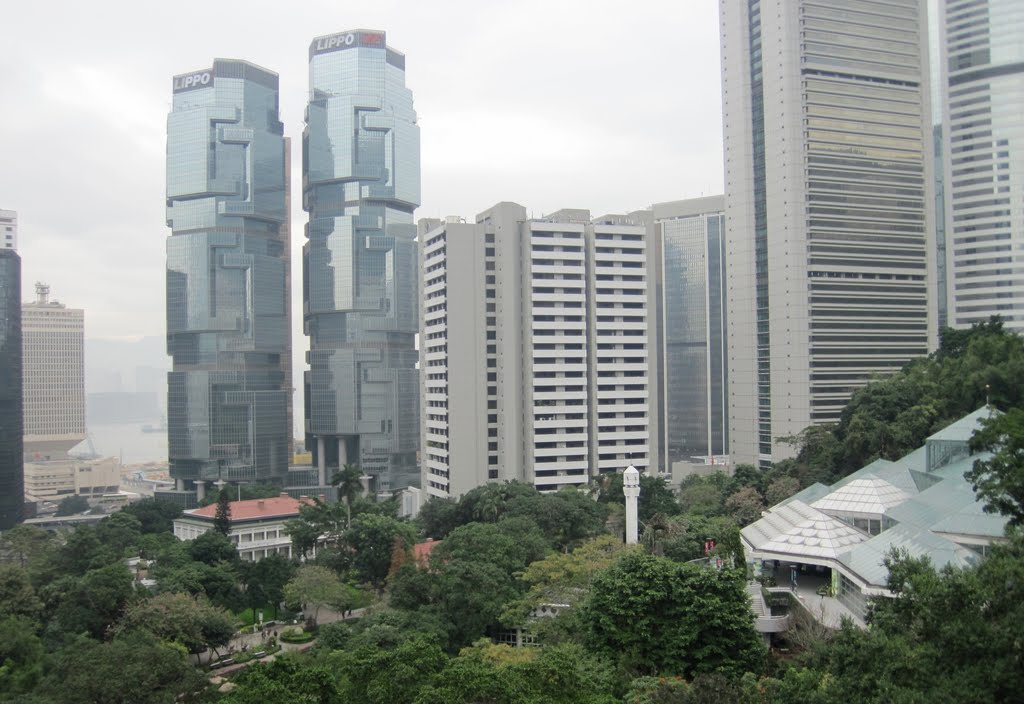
[420,203,656,499]
[0,249,22,528]
[22,283,85,460]
[0,210,16,251]
[164,59,290,506]
[940,0,1024,330]
[721,0,935,468]
[651,197,728,472]
[304,30,421,492]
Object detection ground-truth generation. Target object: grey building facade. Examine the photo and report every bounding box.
[303,30,421,492]
[0,249,23,528]
[420,204,656,498]
[721,0,935,468]
[940,0,1024,330]
[163,59,291,505]
[652,197,728,468]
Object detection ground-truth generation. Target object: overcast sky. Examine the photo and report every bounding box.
[1,0,723,431]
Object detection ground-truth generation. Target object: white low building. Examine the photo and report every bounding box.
[742,408,1008,625]
[172,494,314,562]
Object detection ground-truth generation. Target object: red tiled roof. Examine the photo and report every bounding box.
[413,538,441,564]
[186,494,313,522]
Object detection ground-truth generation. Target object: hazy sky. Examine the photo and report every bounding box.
[1,0,723,430]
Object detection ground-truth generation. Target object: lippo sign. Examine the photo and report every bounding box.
[173,69,213,93]
[310,31,385,58]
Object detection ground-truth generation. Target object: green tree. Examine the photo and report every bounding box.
[724,486,765,527]
[505,488,608,551]
[343,514,417,588]
[120,498,183,534]
[331,463,364,529]
[213,487,232,536]
[416,496,459,539]
[113,591,235,655]
[284,564,357,624]
[0,524,55,571]
[45,633,206,704]
[678,472,732,516]
[765,475,802,506]
[579,551,764,677]
[95,511,144,557]
[0,564,43,618]
[335,635,448,704]
[47,563,137,639]
[240,553,296,619]
[55,494,90,516]
[189,528,238,565]
[223,656,340,704]
[598,471,681,521]
[966,408,1024,525]
[0,616,45,696]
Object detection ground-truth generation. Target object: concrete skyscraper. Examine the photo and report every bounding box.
[22,283,85,460]
[420,203,656,498]
[651,197,729,472]
[163,59,291,506]
[304,29,421,492]
[939,0,1024,330]
[721,0,935,468]
[0,246,22,529]
[0,210,17,251]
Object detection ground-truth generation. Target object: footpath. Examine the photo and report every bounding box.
[200,606,369,681]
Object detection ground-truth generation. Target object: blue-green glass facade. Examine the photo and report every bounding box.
[164,59,290,499]
[303,30,421,491]
[0,249,22,529]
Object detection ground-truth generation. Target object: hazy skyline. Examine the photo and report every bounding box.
[1,0,724,434]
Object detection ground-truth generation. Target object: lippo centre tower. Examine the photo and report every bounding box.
[303,30,421,492]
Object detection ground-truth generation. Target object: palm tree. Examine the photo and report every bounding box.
[331,463,364,528]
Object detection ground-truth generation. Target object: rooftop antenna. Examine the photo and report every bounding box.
[985,384,991,407]
[35,282,50,305]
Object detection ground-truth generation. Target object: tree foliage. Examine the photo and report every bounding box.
[284,565,357,623]
[966,407,1024,525]
[790,318,1024,482]
[579,551,764,678]
[113,591,234,654]
[55,494,90,516]
[213,487,232,536]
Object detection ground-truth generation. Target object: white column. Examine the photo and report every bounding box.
[317,437,327,487]
[338,437,348,466]
[195,480,206,502]
[623,465,641,545]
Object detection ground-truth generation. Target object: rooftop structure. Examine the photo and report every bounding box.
[741,407,1008,624]
[173,493,315,562]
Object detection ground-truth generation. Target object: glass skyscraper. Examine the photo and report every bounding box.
[940,0,1024,330]
[653,197,729,466]
[164,59,290,505]
[304,29,421,492]
[0,248,23,529]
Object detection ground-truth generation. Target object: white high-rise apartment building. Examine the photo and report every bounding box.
[420,202,656,498]
[22,283,85,459]
[939,0,1024,329]
[0,210,17,251]
[721,0,936,468]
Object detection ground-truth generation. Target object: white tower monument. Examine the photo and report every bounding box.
[623,465,640,545]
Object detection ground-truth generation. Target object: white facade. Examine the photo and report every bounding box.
[0,210,16,251]
[419,203,656,499]
[23,456,120,502]
[940,0,1024,330]
[721,0,936,468]
[22,283,85,459]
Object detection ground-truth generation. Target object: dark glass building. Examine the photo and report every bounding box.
[303,30,421,492]
[0,249,23,529]
[163,59,290,505]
